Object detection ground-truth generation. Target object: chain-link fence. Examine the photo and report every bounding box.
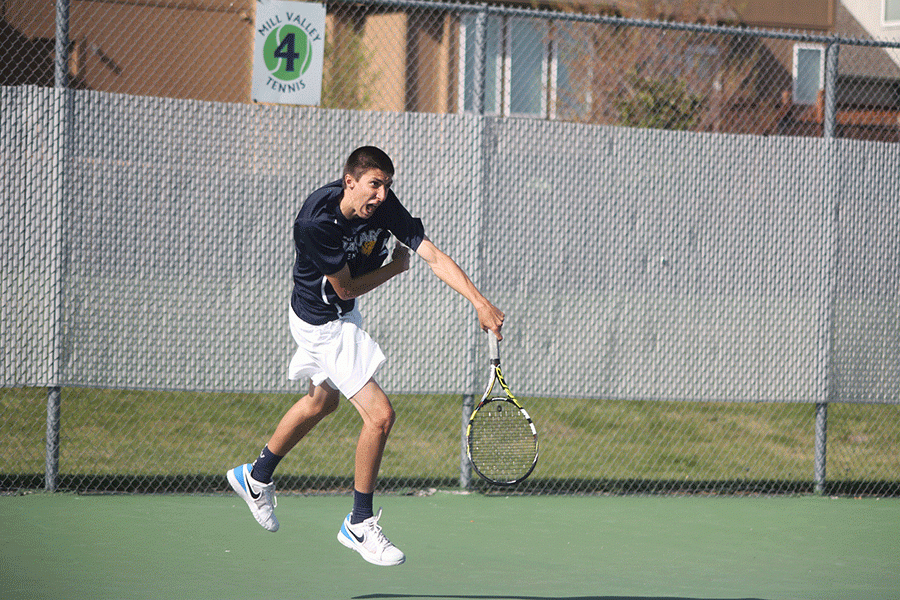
[4,0,900,138]
[2,0,899,496]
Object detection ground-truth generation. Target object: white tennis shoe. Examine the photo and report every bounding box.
[226,463,279,532]
[337,508,406,566]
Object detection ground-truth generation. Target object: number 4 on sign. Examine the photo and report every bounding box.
[275,34,300,72]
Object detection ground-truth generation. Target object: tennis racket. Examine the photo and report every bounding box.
[466,332,538,485]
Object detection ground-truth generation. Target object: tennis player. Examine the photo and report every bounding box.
[227,146,504,566]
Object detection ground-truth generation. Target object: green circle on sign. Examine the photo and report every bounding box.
[264,24,313,82]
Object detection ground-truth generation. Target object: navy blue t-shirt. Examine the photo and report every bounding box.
[291,180,425,325]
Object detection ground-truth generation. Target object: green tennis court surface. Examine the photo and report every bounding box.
[2,492,897,600]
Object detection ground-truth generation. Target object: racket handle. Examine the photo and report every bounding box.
[487,331,500,364]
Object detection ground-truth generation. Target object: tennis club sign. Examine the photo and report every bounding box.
[252,0,325,105]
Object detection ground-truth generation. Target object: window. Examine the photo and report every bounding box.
[793,44,824,105]
[460,15,550,117]
[507,18,548,116]
[886,0,900,26]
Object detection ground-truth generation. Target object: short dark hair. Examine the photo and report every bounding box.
[343,146,394,186]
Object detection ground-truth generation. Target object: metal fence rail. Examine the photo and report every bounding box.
[2,0,899,495]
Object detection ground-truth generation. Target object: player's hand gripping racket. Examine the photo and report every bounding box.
[466,333,538,485]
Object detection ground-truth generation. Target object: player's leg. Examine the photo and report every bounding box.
[337,378,405,566]
[227,381,340,532]
[347,378,394,496]
[266,381,341,458]
[251,380,341,483]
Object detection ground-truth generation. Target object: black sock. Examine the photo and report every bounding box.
[250,445,283,484]
[350,489,374,524]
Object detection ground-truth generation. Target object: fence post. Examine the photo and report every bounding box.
[814,402,828,494]
[46,0,71,492]
[814,40,840,496]
[460,394,475,488]
[473,5,488,116]
[823,41,839,139]
[460,5,490,489]
[46,388,62,491]
[55,0,70,89]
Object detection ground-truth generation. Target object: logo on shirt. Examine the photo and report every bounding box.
[343,229,383,259]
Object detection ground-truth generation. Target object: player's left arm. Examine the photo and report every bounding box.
[415,236,504,339]
[326,244,410,301]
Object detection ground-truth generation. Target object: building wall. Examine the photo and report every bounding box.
[841,0,900,69]
[5,0,253,102]
[730,0,834,30]
[406,12,454,114]
[363,12,407,112]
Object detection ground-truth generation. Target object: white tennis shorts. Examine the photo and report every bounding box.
[287,305,385,399]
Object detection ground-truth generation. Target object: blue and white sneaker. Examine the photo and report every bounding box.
[337,508,406,566]
[226,463,279,532]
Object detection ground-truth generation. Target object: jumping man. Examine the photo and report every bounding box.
[227,146,504,566]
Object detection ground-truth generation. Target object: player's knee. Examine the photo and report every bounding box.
[372,406,395,436]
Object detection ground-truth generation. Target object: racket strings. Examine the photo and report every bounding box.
[468,398,537,483]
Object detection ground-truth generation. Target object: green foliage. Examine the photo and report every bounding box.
[615,71,705,130]
[321,19,375,110]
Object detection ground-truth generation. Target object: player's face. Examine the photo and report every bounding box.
[343,169,392,219]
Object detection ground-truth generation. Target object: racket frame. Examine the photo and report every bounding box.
[465,334,539,486]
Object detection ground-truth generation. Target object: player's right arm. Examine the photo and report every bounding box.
[325,244,411,301]
[415,237,504,339]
